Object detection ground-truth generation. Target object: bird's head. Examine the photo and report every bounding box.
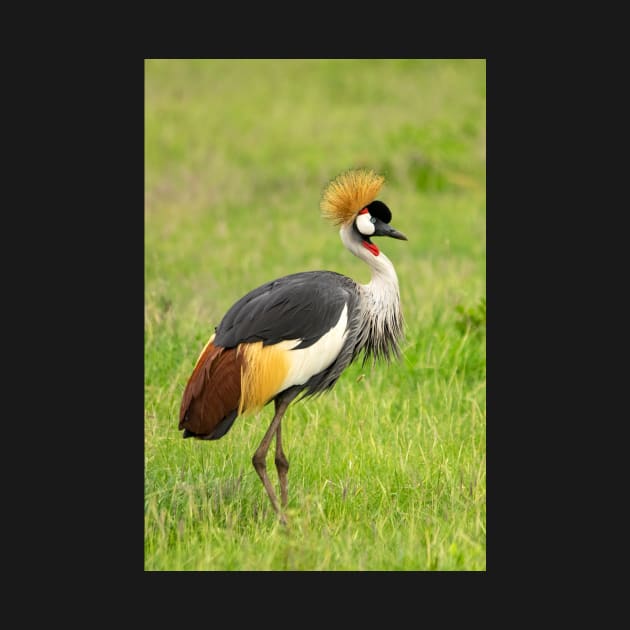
[320,169,407,260]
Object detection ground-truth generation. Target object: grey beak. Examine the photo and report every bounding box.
[376,222,407,241]
[385,226,408,241]
[371,217,408,241]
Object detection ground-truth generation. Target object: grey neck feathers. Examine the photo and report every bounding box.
[339,226,404,363]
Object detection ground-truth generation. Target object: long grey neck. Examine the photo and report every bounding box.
[340,227,404,363]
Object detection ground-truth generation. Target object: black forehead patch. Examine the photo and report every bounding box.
[366,200,392,224]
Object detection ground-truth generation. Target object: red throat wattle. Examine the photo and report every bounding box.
[362,241,380,256]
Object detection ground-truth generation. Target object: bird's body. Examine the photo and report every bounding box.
[179,169,406,523]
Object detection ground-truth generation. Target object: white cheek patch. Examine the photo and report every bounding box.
[356,212,375,236]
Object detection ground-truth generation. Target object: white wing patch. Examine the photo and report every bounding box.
[277,304,349,394]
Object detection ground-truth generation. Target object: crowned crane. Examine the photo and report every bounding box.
[179,168,407,524]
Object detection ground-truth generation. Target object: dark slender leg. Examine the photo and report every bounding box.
[275,419,289,508]
[252,388,299,524]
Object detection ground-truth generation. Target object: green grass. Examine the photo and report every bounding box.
[145,59,486,571]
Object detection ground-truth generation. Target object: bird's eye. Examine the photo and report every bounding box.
[370,217,376,224]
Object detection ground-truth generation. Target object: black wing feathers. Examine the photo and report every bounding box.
[214,271,357,350]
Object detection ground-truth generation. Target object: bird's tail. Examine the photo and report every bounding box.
[178,338,243,440]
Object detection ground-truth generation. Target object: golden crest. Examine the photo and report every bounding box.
[320,169,385,226]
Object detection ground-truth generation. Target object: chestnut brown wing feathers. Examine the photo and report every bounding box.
[178,341,244,438]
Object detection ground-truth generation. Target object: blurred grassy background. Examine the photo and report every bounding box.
[145,59,485,570]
